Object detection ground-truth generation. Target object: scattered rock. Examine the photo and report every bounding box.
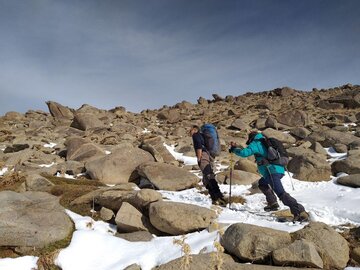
[337,174,360,188]
[221,223,291,262]
[272,239,323,268]
[0,191,73,248]
[149,201,216,235]
[292,222,349,270]
[85,143,154,184]
[137,162,199,191]
[287,152,331,181]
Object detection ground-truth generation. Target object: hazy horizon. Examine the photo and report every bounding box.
[1,0,359,115]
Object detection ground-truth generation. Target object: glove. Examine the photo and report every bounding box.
[229,145,237,153]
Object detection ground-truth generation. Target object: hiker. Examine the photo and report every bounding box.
[229,131,309,222]
[190,125,226,206]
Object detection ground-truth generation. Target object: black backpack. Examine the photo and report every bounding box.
[260,137,289,166]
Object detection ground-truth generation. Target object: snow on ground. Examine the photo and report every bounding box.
[0,167,8,176]
[0,256,38,270]
[1,145,360,270]
[43,142,57,148]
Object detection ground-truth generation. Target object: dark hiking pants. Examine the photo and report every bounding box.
[258,173,305,216]
[199,151,223,201]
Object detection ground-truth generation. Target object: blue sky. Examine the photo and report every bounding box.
[0,0,359,115]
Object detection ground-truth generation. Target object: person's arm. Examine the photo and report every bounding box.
[230,141,255,158]
[196,149,202,163]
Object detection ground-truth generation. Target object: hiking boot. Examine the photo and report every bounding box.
[293,211,310,223]
[264,202,279,212]
[212,197,227,206]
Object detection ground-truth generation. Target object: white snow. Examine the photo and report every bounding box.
[105,150,111,155]
[142,128,151,134]
[38,162,56,168]
[0,167,8,176]
[164,143,197,166]
[1,145,360,270]
[43,142,57,148]
[55,172,75,179]
[0,256,38,270]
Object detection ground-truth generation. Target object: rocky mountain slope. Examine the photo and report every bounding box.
[0,83,360,269]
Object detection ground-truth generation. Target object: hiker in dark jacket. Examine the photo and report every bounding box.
[229,131,309,222]
[190,125,226,206]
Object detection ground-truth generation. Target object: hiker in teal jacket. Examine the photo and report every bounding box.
[230,131,308,222]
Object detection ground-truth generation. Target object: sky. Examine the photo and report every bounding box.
[0,0,359,115]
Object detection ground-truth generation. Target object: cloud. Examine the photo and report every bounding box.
[0,0,359,115]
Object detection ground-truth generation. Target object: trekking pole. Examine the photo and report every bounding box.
[285,166,295,191]
[229,152,234,209]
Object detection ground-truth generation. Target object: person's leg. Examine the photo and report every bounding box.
[269,173,307,219]
[200,152,223,202]
[258,177,278,210]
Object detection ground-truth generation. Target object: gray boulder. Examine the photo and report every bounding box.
[221,223,291,262]
[140,136,176,163]
[46,101,74,120]
[23,173,54,192]
[234,159,258,174]
[332,149,360,175]
[116,231,154,242]
[115,202,158,234]
[65,137,105,162]
[292,222,349,270]
[231,119,248,130]
[149,201,216,235]
[337,174,360,188]
[157,109,180,123]
[86,143,154,184]
[217,170,260,185]
[290,127,311,139]
[308,129,360,148]
[287,152,331,181]
[272,240,323,268]
[262,128,296,144]
[70,112,105,131]
[277,110,309,127]
[0,191,73,248]
[137,162,199,191]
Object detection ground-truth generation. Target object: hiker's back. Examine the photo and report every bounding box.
[200,123,221,157]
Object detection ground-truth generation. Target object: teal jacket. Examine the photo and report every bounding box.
[232,133,285,177]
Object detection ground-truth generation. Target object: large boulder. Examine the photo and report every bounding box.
[277,110,309,127]
[149,201,216,235]
[137,162,199,191]
[85,143,154,184]
[46,101,74,120]
[262,128,296,145]
[22,173,54,192]
[336,174,360,188]
[157,109,181,124]
[221,223,291,262]
[292,222,349,270]
[308,129,360,148]
[0,191,73,248]
[332,149,360,175]
[70,113,105,131]
[287,152,331,181]
[65,137,105,162]
[272,240,323,268]
[234,159,258,174]
[140,136,176,163]
[115,202,158,234]
[156,253,316,269]
[217,170,260,185]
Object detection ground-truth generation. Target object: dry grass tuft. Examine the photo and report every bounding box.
[0,171,25,190]
[37,250,61,270]
[173,235,192,270]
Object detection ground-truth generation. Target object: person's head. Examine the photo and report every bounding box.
[189,125,200,136]
[246,131,259,145]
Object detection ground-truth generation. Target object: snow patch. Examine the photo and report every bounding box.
[43,142,57,148]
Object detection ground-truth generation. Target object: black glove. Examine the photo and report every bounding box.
[229,145,237,153]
